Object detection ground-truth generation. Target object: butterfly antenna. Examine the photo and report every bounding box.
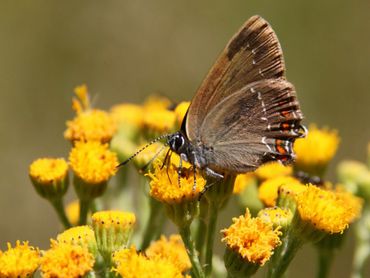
[116,134,171,168]
[139,144,167,173]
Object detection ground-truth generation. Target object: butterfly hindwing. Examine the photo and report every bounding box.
[185,15,286,141]
[198,79,303,173]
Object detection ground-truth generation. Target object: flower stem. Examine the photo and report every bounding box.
[179,225,205,278]
[50,198,71,228]
[140,197,166,250]
[352,207,370,278]
[267,232,303,278]
[204,201,218,278]
[196,200,209,263]
[316,247,334,278]
[79,199,91,225]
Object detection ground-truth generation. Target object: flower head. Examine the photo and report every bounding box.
[294,124,340,176]
[113,246,186,278]
[254,162,292,181]
[57,226,97,256]
[174,101,190,128]
[147,153,206,204]
[259,176,303,207]
[258,207,293,231]
[92,210,136,262]
[40,241,94,278]
[64,84,116,143]
[233,173,256,194]
[0,241,40,278]
[66,200,80,226]
[146,235,191,273]
[29,158,69,199]
[295,185,357,234]
[110,103,144,128]
[143,108,176,135]
[69,141,118,185]
[222,209,281,266]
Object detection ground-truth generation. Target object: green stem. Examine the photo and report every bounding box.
[316,248,334,278]
[140,197,166,250]
[352,207,370,278]
[179,225,205,278]
[196,200,209,264]
[204,201,218,278]
[267,232,303,278]
[79,199,91,225]
[50,198,71,228]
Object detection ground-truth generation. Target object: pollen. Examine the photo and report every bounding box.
[146,234,191,273]
[294,124,340,169]
[295,185,358,234]
[146,154,206,204]
[69,141,118,184]
[40,241,94,278]
[222,209,282,266]
[259,176,303,206]
[112,246,187,278]
[29,158,68,185]
[0,241,40,278]
[64,109,117,143]
[254,161,293,181]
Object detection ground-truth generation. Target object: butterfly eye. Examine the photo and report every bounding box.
[169,133,185,152]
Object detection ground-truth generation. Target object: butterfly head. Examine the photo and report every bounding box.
[167,131,188,154]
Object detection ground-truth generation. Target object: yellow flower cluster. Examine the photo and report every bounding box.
[113,246,188,278]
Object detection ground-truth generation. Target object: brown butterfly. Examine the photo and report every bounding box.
[121,15,305,180]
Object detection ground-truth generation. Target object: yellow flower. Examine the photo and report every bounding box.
[57,226,97,256]
[258,207,293,230]
[174,101,190,127]
[146,234,191,273]
[29,158,69,199]
[294,124,340,175]
[92,210,136,230]
[64,109,117,143]
[40,241,94,278]
[254,162,293,181]
[143,95,172,111]
[69,141,118,185]
[92,211,136,262]
[222,209,281,266]
[29,158,68,185]
[259,176,303,207]
[143,108,176,135]
[334,187,363,223]
[277,181,308,210]
[72,84,90,113]
[110,103,144,128]
[112,246,186,278]
[66,200,80,226]
[147,154,206,204]
[295,185,356,234]
[233,173,256,194]
[0,241,40,278]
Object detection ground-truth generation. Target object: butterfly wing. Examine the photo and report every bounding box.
[198,79,303,173]
[185,15,286,141]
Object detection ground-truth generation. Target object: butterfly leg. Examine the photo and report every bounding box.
[205,167,224,180]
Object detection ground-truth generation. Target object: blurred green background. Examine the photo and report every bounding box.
[0,1,369,277]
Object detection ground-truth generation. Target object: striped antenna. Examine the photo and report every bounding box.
[116,133,171,168]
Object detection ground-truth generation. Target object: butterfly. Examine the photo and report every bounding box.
[121,15,305,181]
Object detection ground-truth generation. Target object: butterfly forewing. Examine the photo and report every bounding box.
[198,79,303,173]
[186,15,286,141]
